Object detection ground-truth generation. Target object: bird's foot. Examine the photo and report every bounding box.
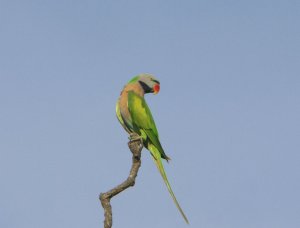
[129,133,143,144]
[128,133,143,157]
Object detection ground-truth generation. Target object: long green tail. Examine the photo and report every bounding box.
[148,145,189,224]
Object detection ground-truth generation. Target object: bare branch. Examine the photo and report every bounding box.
[99,138,143,228]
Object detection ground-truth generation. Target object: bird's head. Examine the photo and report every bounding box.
[129,73,160,95]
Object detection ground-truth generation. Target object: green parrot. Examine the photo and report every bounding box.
[116,73,189,224]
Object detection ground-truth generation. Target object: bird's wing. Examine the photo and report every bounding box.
[127,91,169,160]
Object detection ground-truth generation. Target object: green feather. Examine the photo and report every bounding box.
[148,144,189,224]
[116,102,124,128]
[128,75,140,84]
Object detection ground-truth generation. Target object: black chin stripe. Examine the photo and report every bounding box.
[152,79,160,84]
[139,81,152,93]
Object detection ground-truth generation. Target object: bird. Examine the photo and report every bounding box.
[116,73,189,224]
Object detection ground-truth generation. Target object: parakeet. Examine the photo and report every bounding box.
[116,73,189,224]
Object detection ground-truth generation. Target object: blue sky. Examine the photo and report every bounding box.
[1,1,299,227]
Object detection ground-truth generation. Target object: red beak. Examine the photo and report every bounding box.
[153,84,160,94]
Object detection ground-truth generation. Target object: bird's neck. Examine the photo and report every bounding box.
[122,83,145,97]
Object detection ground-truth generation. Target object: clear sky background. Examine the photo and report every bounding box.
[1,1,299,228]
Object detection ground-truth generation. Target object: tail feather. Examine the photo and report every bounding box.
[148,145,189,224]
